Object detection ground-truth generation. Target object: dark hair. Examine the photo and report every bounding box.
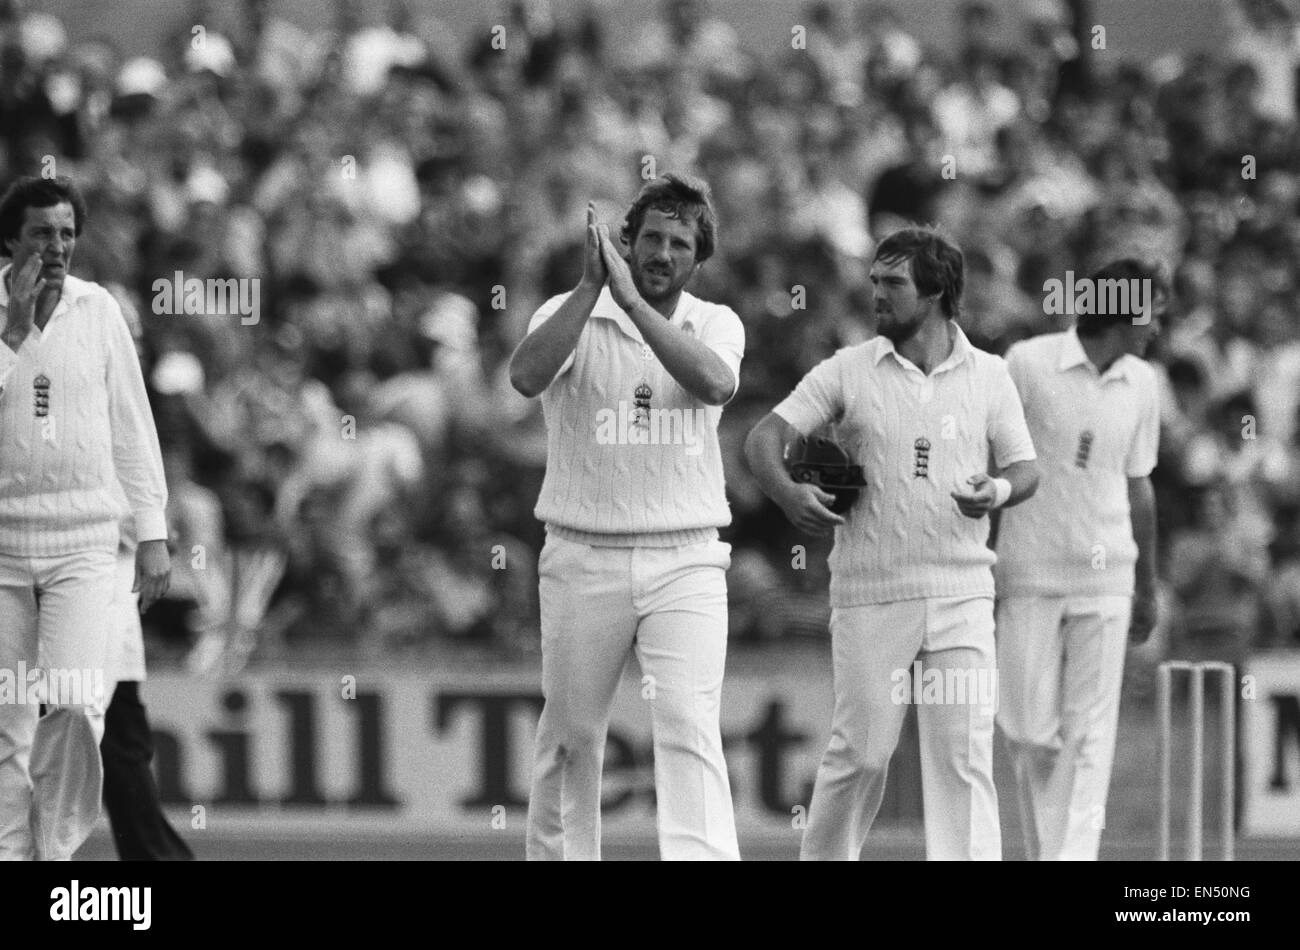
[620,172,717,263]
[1076,258,1170,336]
[873,227,965,318]
[0,176,88,256]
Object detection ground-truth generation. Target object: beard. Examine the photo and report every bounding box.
[877,309,923,345]
[632,259,688,304]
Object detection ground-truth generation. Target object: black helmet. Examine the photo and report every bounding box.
[786,436,867,514]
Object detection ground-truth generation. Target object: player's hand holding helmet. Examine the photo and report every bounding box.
[778,435,865,534]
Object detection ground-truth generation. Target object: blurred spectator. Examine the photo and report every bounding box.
[1225,0,1300,124]
[1167,483,1269,666]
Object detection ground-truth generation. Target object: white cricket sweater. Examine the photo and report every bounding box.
[529,287,745,544]
[994,329,1160,597]
[774,325,1037,606]
[0,268,168,556]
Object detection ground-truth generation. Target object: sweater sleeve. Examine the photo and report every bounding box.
[103,293,169,542]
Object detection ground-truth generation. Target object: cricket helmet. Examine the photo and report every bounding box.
[786,435,867,514]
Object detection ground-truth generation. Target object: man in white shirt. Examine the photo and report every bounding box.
[746,227,1039,860]
[993,259,1164,860]
[510,173,744,860]
[0,176,170,861]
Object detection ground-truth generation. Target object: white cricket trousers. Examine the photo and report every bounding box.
[801,596,1001,861]
[526,534,739,861]
[996,595,1131,860]
[0,550,114,861]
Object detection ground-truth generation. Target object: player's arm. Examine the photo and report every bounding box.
[955,355,1039,518]
[105,295,171,611]
[1126,371,1161,642]
[1128,475,1158,643]
[744,354,850,534]
[993,459,1039,507]
[986,446,1002,547]
[597,227,735,405]
[509,204,605,398]
[951,460,1039,518]
[744,413,845,535]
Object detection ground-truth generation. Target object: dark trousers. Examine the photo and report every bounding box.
[101,681,194,861]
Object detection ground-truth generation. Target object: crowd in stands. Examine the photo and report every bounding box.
[1,0,1297,666]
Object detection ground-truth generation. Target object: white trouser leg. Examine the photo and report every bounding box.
[1040,596,1131,860]
[526,537,636,861]
[0,550,113,861]
[915,596,1001,861]
[631,540,738,860]
[995,596,1067,860]
[31,551,114,861]
[0,555,40,861]
[800,601,924,861]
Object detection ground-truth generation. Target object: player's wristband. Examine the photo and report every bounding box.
[990,477,1012,508]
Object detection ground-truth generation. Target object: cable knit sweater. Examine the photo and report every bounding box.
[0,267,167,556]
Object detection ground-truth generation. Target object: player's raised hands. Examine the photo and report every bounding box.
[580,202,607,291]
[596,225,640,311]
[951,473,998,519]
[778,482,846,536]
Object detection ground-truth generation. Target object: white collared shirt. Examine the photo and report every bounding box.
[994,327,1159,597]
[774,322,1036,606]
[0,266,168,556]
[528,286,745,538]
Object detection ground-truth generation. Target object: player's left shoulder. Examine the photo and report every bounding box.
[63,273,112,307]
[681,292,743,337]
[1122,354,1160,391]
[963,339,1013,379]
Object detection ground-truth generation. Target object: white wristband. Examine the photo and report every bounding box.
[991,477,1012,509]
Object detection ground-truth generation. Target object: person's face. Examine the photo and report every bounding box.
[871,256,935,344]
[628,208,700,305]
[1122,311,1161,358]
[1122,286,1166,357]
[6,202,77,289]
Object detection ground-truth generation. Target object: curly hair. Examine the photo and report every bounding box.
[619,172,717,263]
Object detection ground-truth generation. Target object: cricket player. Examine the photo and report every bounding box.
[0,176,170,861]
[745,227,1039,860]
[992,259,1164,861]
[510,173,744,860]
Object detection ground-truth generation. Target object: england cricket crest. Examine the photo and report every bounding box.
[33,373,49,418]
[1075,429,1094,469]
[913,437,931,478]
[633,382,652,430]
